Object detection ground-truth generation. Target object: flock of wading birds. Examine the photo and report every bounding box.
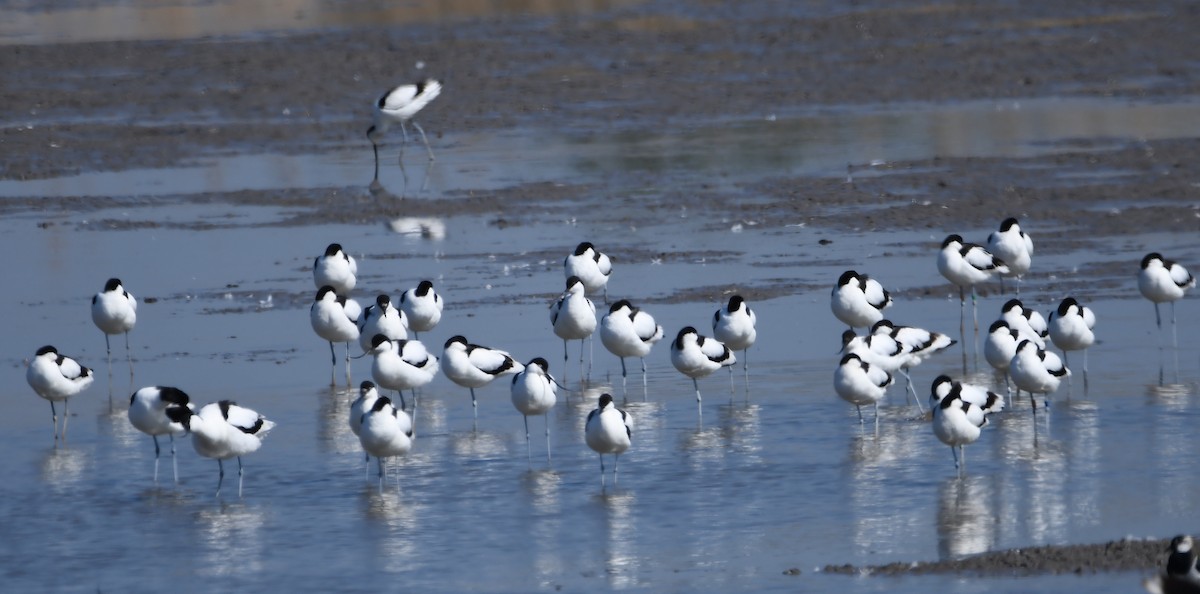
[17,69,1199,493]
[24,217,1196,494]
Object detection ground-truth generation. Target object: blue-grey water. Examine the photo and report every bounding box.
[4,4,1200,592]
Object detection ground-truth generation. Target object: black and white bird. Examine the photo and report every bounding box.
[585,393,631,487]
[999,298,1048,349]
[368,335,438,430]
[599,299,663,397]
[549,276,597,383]
[1167,535,1200,582]
[937,234,1009,341]
[510,358,558,462]
[1138,252,1195,338]
[26,345,94,441]
[399,280,443,338]
[986,217,1034,294]
[357,396,414,489]
[357,294,408,353]
[712,295,758,394]
[1047,297,1096,383]
[348,381,382,440]
[670,326,736,418]
[367,79,442,175]
[166,401,275,497]
[128,386,193,483]
[983,320,1023,399]
[564,242,613,302]
[1009,339,1070,410]
[833,353,892,426]
[930,376,1004,475]
[313,243,358,295]
[441,335,523,421]
[831,270,892,330]
[91,278,137,377]
[310,286,362,386]
[871,319,955,407]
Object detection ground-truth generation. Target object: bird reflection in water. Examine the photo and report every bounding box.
[521,469,564,586]
[40,446,88,491]
[363,489,420,571]
[599,490,639,589]
[196,503,266,577]
[936,475,996,560]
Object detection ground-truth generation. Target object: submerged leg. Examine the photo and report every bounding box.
[328,342,337,386]
[855,405,864,424]
[640,358,648,401]
[599,454,606,487]
[50,401,59,441]
[742,348,750,396]
[693,377,703,419]
[237,456,244,498]
[613,453,620,485]
[216,459,225,497]
[523,415,531,463]
[469,388,478,420]
[545,415,552,464]
[152,435,161,483]
[125,331,134,379]
[170,434,179,484]
[619,357,628,398]
[1154,302,1162,330]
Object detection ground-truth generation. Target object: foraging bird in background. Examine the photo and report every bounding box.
[510,358,558,463]
[1047,297,1097,386]
[313,243,358,295]
[1009,339,1070,410]
[128,386,193,483]
[830,270,892,331]
[599,299,664,398]
[357,294,408,353]
[833,353,892,427]
[367,79,442,176]
[399,280,443,338]
[930,376,1003,475]
[357,396,414,489]
[712,295,758,395]
[27,345,94,442]
[441,335,523,422]
[670,326,736,419]
[166,400,275,498]
[367,335,438,431]
[549,276,597,384]
[937,234,1009,347]
[310,286,361,386]
[986,217,1034,294]
[564,242,613,302]
[1138,252,1195,344]
[91,278,137,379]
[585,393,631,487]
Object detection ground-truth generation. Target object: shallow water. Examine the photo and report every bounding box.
[4,6,1200,590]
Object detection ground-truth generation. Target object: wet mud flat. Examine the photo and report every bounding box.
[819,535,1181,577]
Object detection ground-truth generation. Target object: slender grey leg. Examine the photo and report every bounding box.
[328,342,337,386]
[523,415,531,463]
[951,445,960,472]
[613,453,620,485]
[470,388,477,419]
[152,435,161,483]
[620,357,628,398]
[237,457,244,498]
[561,340,569,385]
[62,400,69,442]
[728,367,735,399]
[344,343,353,387]
[640,358,648,401]
[599,454,606,487]
[411,120,435,161]
[170,433,178,484]
[1154,302,1162,330]
[399,120,411,143]
[960,445,966,475]
[742,348,750,396]
[856,405,863,424]
[50,401,58,441]
[216,459,224,497]
[125,331,134,379]
[693,378,703,419]
[544,415,551,464]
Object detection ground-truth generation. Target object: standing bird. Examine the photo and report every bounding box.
[585,393,632,487]
[313,243,358,295]
[831,270,892,330]
[348,381,382,440]
[510,358,558,463]
[441,336,523,422]
[1009,339,1070,410]
[670,326,736,418]
[367,79,442,176]
[549,276,597,383]
[166,401,275,498]
[871,319,955,406]
[357,294,408,353]
[128,386,193,483]
[999,299,1048,348]
[310,286,362,386]
[564,242,613,302]
[712,295,758,395]
[367,335,438,430]
[1047,297,1096,386]
[937,234,1009,346]
[599,300,663,397]
[984,320,1023,399]
[91,278,137,379]
[357,396,414,489]
[27,345,94,441]
[986,217,1034,294]
[930,377,1003,475]
[399,280,443,338]
[1166,535,1200,582]
[833,353,892,426]
[1138,253,1195,343]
